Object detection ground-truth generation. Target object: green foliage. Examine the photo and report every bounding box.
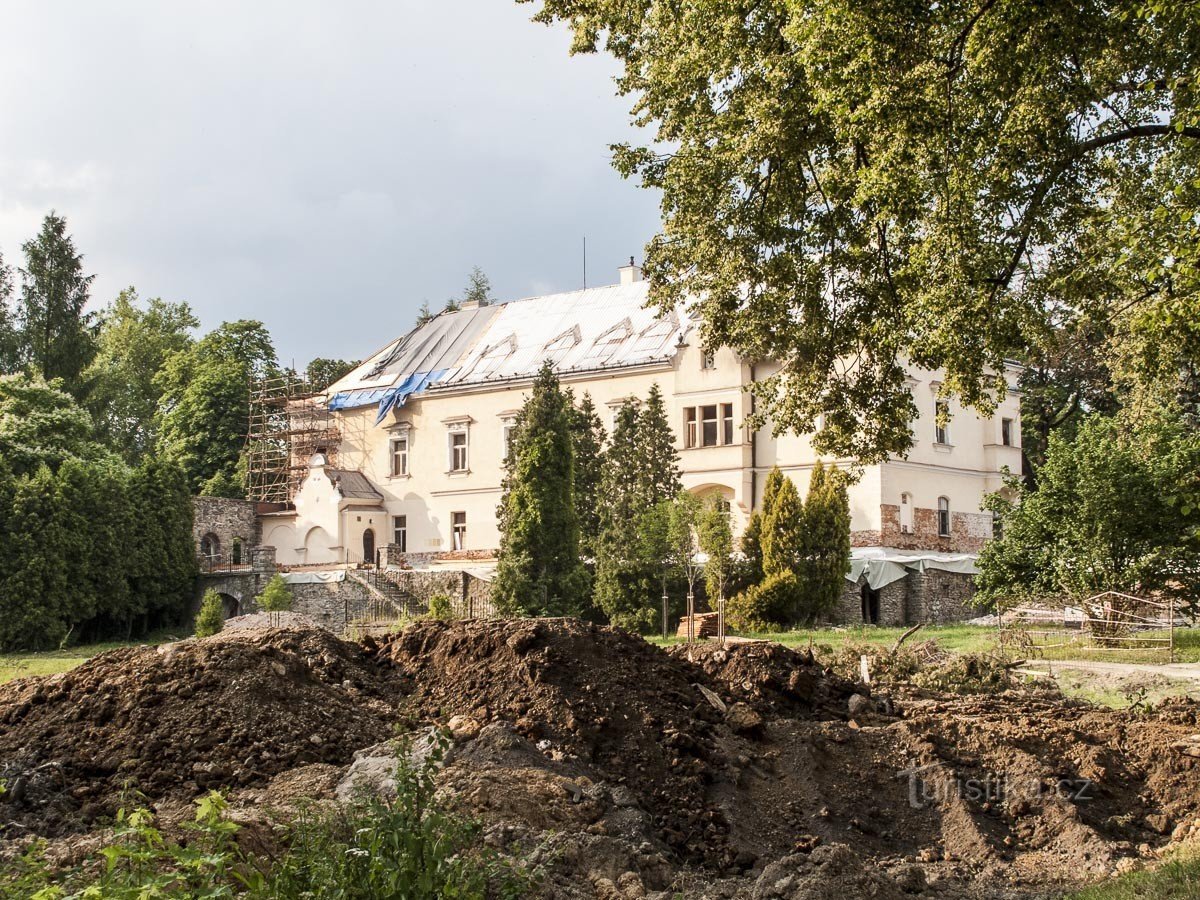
[84,288,198,463]
[16,212,96,397]
[530,0,1200,463]
[977,408,1200,611]
[594,388,685,631]
[199,466,245,500]
[194,590,225,638]
[460,265,493,307]
[727,571,801,633]
[415,301,434,327]
[425,593,455,621]
[0,743,529,898]
[730,509,763,596]
[796,462,851,622]
[494,363,589,616]
[156,320,278,492]
[698,496,733,601]
[0,250,17,373]
[567,391,606,560]
[760,469,802,579]
[664,490,704,598]
[304,357,359,391]
[0,373,105,477]
[257,575,293,627]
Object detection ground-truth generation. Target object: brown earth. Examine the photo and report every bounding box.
[1,618,1199,899]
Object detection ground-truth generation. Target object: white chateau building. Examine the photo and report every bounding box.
[258,262,1021,622]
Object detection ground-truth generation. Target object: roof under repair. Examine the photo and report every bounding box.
[326,281,690,424]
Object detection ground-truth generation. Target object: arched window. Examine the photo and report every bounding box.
[363,528,376,565]
[231,538,243,566]
[937,497,951,537]
[899,493,913,534]
[200,533,221,563]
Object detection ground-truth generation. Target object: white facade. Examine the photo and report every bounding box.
[262,276,1022,568]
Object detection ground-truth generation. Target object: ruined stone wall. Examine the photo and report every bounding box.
[878,504,992,553]
[830,570,979,626]
[191,498,261,565]
[906,569,980,624]
[377,569,496,618]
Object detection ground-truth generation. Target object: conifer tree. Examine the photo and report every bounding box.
[797,461,852,622]
[636,383,681,504]
[494,363,588,616]
[194,590,226,638]
[761,470,803,578]
[568,391,606,559]
[0,251,17,374]
[18,213,97,396]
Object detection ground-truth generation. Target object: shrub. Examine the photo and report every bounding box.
[426,592,455,620]
[727,570,801,632]
[193,590,225,638]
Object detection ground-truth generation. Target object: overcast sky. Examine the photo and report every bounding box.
[0,2,661,366]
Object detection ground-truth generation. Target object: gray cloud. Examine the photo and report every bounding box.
[0,1,661,365]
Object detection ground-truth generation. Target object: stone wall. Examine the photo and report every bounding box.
[192,498,261,565]
[830,569,978,626]
[377,569,496,618]
[878,504,992,553]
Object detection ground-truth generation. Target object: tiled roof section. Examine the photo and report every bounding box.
[326,468,384,502]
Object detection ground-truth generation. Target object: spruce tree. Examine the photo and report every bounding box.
[797,461,852,622]
[18,213,97,396]
[594,403,656,630]
[494,363,588,616]
[636,383,681,504]
[568,391,606,560]
[0,250,17,374]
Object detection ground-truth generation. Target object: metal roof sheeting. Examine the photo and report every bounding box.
[324,281,689,415]
[327,468,385,502]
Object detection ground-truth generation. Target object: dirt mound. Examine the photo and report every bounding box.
[4,619,1200,898]
[670,640,858,717]
[0,627,402,835]
[372,618,785,864]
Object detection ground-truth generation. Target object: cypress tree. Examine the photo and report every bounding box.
[494,363,588,616]
[797,462,852,621]
[194,589,225,638]
[0,251,17,374]
[17,213,97,396]
[761,470,803,578]
[0,466,72,649]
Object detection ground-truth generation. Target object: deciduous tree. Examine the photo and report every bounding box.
[528,0,1200,462]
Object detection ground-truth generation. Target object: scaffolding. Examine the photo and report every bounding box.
[245,374,341,504]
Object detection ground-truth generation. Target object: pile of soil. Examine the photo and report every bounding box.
[3,618,1200,898]
[371,618,849,865]
[0,627,403,834]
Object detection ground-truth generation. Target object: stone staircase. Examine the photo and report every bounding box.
[345,569,426,635]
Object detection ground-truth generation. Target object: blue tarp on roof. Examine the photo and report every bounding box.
[327,387,393,410]
[328,369,449,423]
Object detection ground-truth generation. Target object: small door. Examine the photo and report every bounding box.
[861,583,881,625]
[362,528,375,565]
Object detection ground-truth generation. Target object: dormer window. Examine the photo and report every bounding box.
[543,326,581,366]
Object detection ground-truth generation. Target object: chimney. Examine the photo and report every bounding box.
[618,256,643,286]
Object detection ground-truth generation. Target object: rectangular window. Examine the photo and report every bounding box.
[721,403,734,445]
[393,515,407,552]
[502,422,517,460]
[701,404,718,447]
[701,350,716,370]
[390,436,409,477]
[451,511,466,550]
[449,430,468,472]
[934,400,950,445]
[1001,417,1013,447]
[684,407,698,449]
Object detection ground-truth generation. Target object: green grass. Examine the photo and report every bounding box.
[0,630,183,685]
[649,624,1003,654]
[1062,845,1200,899]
